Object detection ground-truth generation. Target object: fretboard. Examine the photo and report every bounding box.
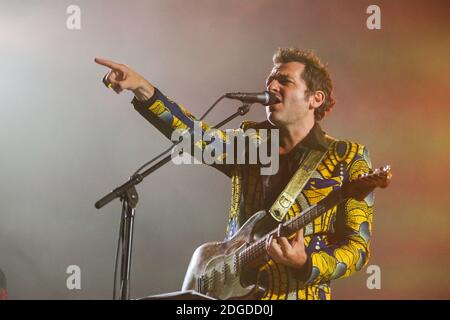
[236,189,346,270]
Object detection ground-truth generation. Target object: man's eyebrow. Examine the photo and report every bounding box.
[266,73,294,84]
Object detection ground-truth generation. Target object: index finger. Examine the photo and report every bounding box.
[94,57,123,70]
[296,228,304,240]
[277,237,292,253]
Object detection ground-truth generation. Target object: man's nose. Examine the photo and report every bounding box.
[267,80,280,92]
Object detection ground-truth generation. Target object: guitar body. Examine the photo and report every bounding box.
[182,210,268,300]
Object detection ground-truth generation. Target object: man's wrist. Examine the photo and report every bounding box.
[289,254,312,281]
[133,80,155,101]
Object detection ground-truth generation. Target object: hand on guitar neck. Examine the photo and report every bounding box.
[265,227,307,269]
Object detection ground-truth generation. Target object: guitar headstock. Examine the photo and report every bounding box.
[342,165,392,201]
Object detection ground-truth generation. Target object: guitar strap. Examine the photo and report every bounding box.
[268,135,336,222]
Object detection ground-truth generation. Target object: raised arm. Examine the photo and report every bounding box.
[95,57,235,176]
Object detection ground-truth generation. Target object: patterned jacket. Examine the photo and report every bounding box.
[133,88,374,300]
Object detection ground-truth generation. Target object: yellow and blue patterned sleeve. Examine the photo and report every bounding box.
[304,144,374,285]
[132,88,233,176]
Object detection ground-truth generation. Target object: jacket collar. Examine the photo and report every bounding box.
[253,120,329,152]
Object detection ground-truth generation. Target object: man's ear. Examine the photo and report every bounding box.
[309,90,325,109]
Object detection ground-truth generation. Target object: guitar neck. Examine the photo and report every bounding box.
[237,189,347,270]
[281,189,344,236]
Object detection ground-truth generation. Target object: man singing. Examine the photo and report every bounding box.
[95,48,374,300]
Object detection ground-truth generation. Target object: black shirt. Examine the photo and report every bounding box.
[261,122,329,210]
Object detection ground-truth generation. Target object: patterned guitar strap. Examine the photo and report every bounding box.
[268,135,336,222]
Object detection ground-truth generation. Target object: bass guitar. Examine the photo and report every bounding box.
[182,165,392,299]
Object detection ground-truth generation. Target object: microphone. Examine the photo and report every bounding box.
[225,91,281,105]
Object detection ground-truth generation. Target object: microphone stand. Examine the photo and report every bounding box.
[95,103,252,300]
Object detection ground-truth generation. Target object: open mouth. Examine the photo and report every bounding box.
[270,96,282,107]
[267,94,282,107]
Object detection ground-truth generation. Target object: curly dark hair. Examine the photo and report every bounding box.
[273,48,335,121]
